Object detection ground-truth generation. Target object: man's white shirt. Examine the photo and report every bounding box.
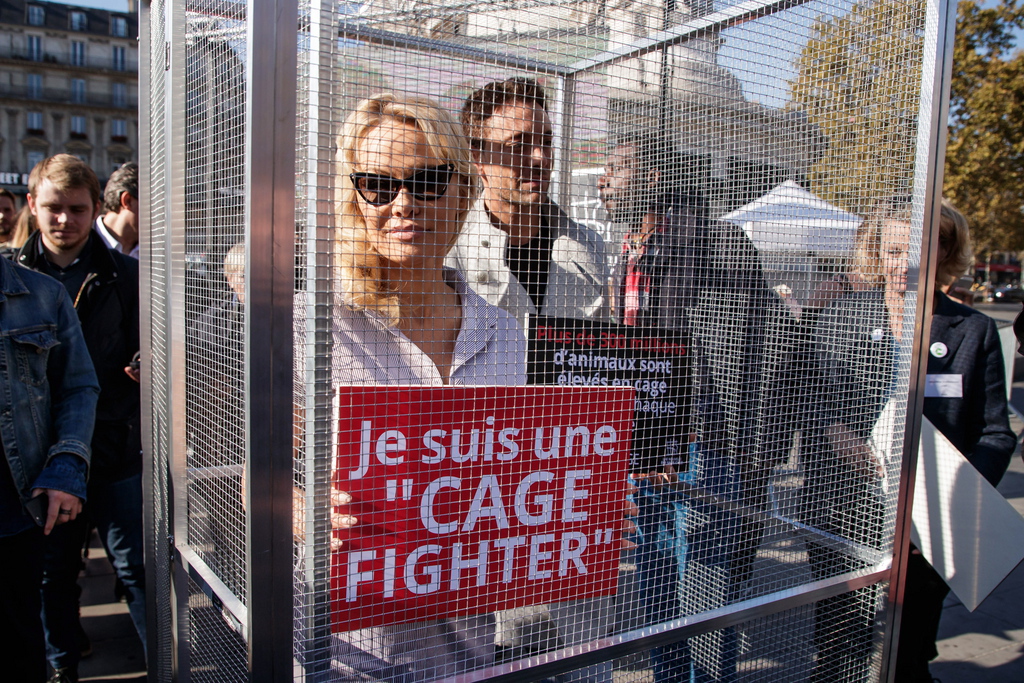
[94,216,139,259]
[446,198,611,326]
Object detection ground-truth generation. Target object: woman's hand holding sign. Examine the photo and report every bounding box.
[289,487,357,551]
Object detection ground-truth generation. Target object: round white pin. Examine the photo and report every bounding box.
[930,342,948,358]
[870,328,884,341]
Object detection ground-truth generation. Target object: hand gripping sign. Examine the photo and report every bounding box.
[330,386,633,631]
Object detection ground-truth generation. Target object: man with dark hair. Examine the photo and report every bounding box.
[18,154,144,683]
[600,137,706,326]
[448,77,611,326]
[95,161,139,258]
[0,233,99,683]
[449,78,613,681]
[599,139,790,681]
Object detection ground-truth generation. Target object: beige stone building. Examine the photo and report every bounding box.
[0,0,138,197]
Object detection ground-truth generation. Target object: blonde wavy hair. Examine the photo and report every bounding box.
[6,205,36,249]
[335,94,480,324]
[851,196,913,285]
[936,198,973,288]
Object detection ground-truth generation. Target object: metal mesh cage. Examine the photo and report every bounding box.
[143,0,951,679]
[187,576,249,681]
[141,0,174,677]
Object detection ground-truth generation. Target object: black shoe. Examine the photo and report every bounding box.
[48,667,78,683]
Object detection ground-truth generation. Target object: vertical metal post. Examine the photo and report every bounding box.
[137,2,159,676]
[165,0,192,676]
[551,74,577,210]
[300,0,338,677]
[245,0,298,678]
[880,0,957,679]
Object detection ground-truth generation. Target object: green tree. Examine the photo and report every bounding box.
[790,0,927,215]
[944,0,1024,254]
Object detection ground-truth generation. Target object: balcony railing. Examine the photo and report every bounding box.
[0,46,138,73]
[0,84,137,109]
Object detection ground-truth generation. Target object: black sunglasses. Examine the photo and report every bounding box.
[349,164,455,206]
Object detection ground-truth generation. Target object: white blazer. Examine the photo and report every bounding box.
[446,199,612,325]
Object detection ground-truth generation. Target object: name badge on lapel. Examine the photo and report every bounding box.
[924,374,962,398]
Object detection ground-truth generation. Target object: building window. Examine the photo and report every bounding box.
[27,150,46,169]
[111,16,127,37]
[111,118,127,140]
[71,78,86,104]
[112,45,126,71]
[27,74,42,99]
[71,41,86,67]
[70,11,87,31]
[27,5,44,26]
[112,82,126,107]
[27,35,42,61]
[27,111,44,134]
[70,115,87,138]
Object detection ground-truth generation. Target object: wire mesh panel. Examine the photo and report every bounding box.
[181,0,250,603]
[187,577,249,681]
[141,0,175,677]
[145,0,951,680]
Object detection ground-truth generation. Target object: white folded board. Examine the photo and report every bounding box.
[911,417,1024,611]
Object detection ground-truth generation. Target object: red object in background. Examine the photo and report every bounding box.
[330,385,634,632]
[976,263,1021,273]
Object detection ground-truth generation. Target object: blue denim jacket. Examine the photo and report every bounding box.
[0,257,99,512]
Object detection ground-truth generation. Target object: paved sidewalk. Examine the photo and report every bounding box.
[77,530,146,682]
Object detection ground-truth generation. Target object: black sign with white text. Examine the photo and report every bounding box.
[527,316,692,473]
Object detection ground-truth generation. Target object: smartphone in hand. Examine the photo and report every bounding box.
[24,492,49,527]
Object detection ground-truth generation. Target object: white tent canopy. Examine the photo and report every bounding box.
[720,180,862,253]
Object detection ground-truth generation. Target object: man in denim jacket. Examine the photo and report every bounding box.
[0,253,99,682]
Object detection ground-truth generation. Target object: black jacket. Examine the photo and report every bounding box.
[618,195,792,479]
[815,289,896,442]
[17,231,141,483]
[924,292,1016,486]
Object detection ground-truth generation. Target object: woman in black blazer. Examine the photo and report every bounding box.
[895,200,1017,681]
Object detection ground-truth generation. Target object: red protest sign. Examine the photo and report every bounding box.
[330,385,633,632]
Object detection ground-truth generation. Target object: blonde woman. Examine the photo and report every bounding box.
[328,94,527,387]
[805,197,913,681]
[316,94,525,681]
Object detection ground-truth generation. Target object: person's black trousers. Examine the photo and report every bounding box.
[0,526,47,682]
[894,548,950,682]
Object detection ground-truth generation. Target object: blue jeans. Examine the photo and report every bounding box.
[633,441,742,683]
[42,473,147,670]
[635,476,690,683]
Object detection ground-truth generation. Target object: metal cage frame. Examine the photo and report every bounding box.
[140,0,957,679]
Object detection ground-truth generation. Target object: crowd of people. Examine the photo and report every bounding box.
[1,76,1021,683]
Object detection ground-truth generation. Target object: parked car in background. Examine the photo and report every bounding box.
[986,285,1024,303]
